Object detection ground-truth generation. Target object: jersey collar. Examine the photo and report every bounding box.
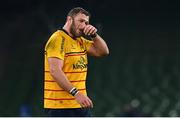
[61,28,78,40]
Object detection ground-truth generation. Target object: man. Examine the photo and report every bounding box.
[44,7,109,117]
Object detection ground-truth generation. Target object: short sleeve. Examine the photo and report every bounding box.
[45,32,65,60]
[81,37,93,51]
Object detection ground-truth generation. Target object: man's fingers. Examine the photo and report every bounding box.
[88,98,93,108]
[85,99,93,108]
[88,27,96,35]
[81,99,92,108]
[92,28,97,35]
[84,25,91,35]
[84,25,97,35]
[90,100,93,108]
[84,100,90,108]
[87,26,95,35]
[81,102,86,108]
[75,92,93,108]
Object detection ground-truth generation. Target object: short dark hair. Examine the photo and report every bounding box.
[67,7,91,18]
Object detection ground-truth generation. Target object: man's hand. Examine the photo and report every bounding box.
[83,25,97,36]
[74,92,93,108]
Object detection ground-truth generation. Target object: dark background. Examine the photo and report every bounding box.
[0,0,180,116]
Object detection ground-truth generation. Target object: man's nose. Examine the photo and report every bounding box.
[80,22,86,29]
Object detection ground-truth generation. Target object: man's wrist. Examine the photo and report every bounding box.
[90,33,97,39]
[69,87,79,96]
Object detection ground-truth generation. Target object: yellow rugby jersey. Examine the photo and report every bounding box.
[44,29,93,109]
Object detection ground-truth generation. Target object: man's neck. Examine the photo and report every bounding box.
[62,25,73,37]
[62,26,78,39]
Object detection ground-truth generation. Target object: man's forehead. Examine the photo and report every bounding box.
[74,13,89,20]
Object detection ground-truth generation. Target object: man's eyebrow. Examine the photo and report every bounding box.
[80,18,89,23]
[80,18,88,21]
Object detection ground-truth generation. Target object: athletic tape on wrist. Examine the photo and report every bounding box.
[70,87,79,96]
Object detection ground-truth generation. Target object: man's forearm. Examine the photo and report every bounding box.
[50,68,73,92]
[92,34,109,56]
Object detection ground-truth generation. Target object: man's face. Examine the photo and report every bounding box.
[70,13,89,37]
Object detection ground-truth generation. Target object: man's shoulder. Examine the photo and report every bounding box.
[48,30,65,41]
[51,30,63,36]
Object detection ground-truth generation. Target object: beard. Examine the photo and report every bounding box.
[70,20,83,38]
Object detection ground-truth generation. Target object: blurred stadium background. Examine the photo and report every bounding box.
[0,0,180,116]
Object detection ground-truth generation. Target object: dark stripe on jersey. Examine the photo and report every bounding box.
[65,53,86,57]
[65,50,86,55]
[44,98,75,100]
[45,71,87,73]
[45,88,86,92]
[60,37,65,54]
[45,80,86,83]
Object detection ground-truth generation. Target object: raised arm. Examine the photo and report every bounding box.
[83,25,109,57]
[88,34,109,57]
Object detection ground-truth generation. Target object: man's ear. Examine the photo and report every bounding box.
[67,16,73,24]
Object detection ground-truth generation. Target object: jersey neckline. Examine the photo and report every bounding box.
[60,28,79,40]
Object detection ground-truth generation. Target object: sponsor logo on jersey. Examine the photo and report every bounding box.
[73,56,87,70]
